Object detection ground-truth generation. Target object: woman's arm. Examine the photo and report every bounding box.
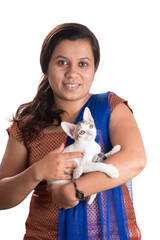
[0,136,81,210]
[49,103,146,209]
[0,136,35,209]
[76,103,146,193]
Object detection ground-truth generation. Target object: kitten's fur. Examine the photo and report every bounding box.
[48,107,120,204]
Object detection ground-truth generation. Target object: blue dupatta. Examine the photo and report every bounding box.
[57,92,132,240]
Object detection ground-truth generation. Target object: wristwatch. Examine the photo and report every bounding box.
[72,180,89,201]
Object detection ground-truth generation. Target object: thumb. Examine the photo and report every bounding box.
[52,143,65,154]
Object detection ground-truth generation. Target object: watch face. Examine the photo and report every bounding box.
[76,189,84,200]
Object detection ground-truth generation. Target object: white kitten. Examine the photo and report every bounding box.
[48,107,120,204]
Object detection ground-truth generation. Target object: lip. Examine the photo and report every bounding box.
[64,83,80,90]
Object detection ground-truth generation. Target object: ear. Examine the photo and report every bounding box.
[61,122,76,139]
[83,107,94,123]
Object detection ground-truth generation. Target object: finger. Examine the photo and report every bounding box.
[46,185,51,192]
[63,201,79,209]
[63,168,74,176]
[62,151,84,160]
[52,143,65,154]
[63,174,72,180]
[65,161,77,168]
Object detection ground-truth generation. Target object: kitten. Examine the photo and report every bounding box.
[48,107,120,204]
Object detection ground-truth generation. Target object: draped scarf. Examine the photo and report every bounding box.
[57,92,140,240]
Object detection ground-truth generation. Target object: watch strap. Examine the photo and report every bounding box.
[73,180,88,201]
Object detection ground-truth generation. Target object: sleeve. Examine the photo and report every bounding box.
[108,92,133,113]
[7,122,25,145]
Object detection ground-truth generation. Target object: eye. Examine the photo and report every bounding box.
[79,130,85,135]
[57,60,68,66]
[79,61,88,67]
[89,124,94,129]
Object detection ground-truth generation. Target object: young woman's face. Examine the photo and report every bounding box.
[47,39,95,106]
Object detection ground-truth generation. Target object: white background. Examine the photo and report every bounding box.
[0,0,160,239]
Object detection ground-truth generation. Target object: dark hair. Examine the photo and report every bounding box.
[40,23,100,73]
[13,23,100,144]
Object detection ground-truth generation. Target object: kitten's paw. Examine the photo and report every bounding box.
[73,166,83,179]
[87,194,97,205]
[104,145,121,158]
[92,153,106,162]
[105,164,119,178]
[112,145,121,154]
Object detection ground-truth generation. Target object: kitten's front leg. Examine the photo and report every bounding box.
[73,156,89,179]
[93,145,121,162]
[92,153,107,162]
[73,166,84,179]
[104,145,121,158]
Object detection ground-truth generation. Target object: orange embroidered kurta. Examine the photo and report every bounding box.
[7,93,140,239]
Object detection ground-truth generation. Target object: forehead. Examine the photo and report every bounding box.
[52,39,94,59]
[76,121,93,128]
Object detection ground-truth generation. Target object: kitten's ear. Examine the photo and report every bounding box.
[61,122,76,139]
[83,107,94,123]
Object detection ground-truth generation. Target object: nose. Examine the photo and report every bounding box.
[87,131,94,137]
[65,64,79,79]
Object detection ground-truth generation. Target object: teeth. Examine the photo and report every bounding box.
[65,84,79,87]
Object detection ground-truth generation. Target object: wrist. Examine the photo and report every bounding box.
[64,182,78,202]
[31,162,44,183]
[72,180,89,201]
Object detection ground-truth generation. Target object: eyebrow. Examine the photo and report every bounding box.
[56,56,68,59]
[55,55,92,61]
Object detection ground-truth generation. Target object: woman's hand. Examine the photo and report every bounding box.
[46,182,79,209]
[35,143,83,182]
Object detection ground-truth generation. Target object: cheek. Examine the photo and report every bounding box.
[83,68,95,81]
[48,68,62,85]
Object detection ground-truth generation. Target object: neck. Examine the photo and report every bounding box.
[52,94,92,123]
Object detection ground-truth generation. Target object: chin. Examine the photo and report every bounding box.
[62,93,89,102]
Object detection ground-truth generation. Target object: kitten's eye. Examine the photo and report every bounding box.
[89,124,94,129]
[79,130,85,135]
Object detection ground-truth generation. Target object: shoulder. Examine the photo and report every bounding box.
[7,122,25,146]
[95,92,132,113]
[108,92,132,113]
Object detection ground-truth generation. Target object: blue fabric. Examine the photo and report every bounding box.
[57,92,131,240]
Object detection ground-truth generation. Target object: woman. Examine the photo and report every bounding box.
[0,23,146,239]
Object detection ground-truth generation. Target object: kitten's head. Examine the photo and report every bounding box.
[61,107,96,141]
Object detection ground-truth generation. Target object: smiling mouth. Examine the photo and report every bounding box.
[64,83,80,90]
[64,84,80,87]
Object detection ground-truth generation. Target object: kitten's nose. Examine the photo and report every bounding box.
[88,131,94,137]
